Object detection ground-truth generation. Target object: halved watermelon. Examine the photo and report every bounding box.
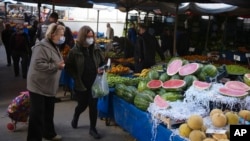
[167,59,183,76]
[178,63,200,76]
[225,81,250,92]
[162,79,186,91]
[147,80,163,89]
[193,80,211,90]
[219,87,249,97]
[154,95,169,109]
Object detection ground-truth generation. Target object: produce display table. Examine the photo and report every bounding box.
[112,95,185,141]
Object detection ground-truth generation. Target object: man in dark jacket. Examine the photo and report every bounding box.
[2,23,14,66]
[134,23,165,73]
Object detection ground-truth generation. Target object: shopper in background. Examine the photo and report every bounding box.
[160,27,173,57]
[65,25,105,139]
[134,23,165,73]
[2,23,15,66]
[128,22,137,45]
[9,23,30,79]
[106,22,114,40]
[26,23,65,141]
[37,12,59,41]
[28,20,39,48]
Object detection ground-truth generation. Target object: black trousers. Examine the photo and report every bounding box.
[74,89,98,129]
[4,45,12,65]
[27,92,57,141]
[12,52,29,78]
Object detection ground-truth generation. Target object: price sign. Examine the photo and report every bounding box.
[234,55,241,61]
[189,47,195,52]
[246,53,250,58]
[222,54,226,58]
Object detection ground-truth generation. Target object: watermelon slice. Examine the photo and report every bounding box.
[147,80,163,89]
[162,79,186,90]
[178,63,200,76]
[167,59,183,76]
[225,81,250,92]
[219,87,249,97]
[193,80,211,90]
[154,95,169,109]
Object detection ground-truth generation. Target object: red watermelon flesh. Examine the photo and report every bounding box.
[219,87,248,97]
[178,63,200,76]
[193,80,211,90]
[167,59,183,76]
[147,80,163,89]
[154,95,169,108]
[162,79,186,89]
[225,81,250,92]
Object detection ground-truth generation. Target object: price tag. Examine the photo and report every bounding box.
[246,53,250,58]
[206,128,227,134]
[222,54,226,58]
[189,47,195,52]
[234,55,241,61]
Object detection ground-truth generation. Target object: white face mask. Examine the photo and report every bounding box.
[86,37,94,45]
[57,36,65,45]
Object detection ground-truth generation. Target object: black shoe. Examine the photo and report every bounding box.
[71,117,78,129]
[54,97,61,103]
[89,129,101,139]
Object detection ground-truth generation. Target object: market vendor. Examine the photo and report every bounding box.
[134,23,165,73]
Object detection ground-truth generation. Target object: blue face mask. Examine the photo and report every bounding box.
[57,36,65,45]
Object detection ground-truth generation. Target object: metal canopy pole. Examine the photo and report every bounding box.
[173,3,179,56]
[97,9,100,35]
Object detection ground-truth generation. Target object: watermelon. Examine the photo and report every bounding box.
[167,59,183,76]
[193,80,211,90]
[154,95,169,109]
[183,75,198,88]
[178,63,200,76]
[161,92,183,102]
[134,93,153,111]
[225,81,250,92]
[137,80,148,92]
[243,73,250,86]
[148,70,159,80]
[159,73,170,82]
[201,64,218,78]
[219,87,249,97]
[162,79,186,91]
[147,80,162,90]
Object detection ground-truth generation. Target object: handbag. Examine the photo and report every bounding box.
[91,70,109,98]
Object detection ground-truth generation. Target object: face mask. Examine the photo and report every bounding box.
[86,37,94,45]
[57,36,65,45]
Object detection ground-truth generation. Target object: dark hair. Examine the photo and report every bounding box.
[49,12,59,19]
[138,23,147,30]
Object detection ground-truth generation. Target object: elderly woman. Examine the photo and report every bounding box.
[26,23,65,141]
[65,25,105,139]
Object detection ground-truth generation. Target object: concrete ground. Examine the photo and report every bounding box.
[0,46,135,141]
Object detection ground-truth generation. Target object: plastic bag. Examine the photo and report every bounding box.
[91,71,109,98]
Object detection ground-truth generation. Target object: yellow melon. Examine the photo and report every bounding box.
[225,111,239,125]
[238,110,250,121]
[187,115,203,130]
[189,130,206,141]
[211,113,227,127]
[210,109,223,118]
[179,123,192,138]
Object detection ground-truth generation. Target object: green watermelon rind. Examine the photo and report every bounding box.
[218,87,249,98]
[134,94,153,111]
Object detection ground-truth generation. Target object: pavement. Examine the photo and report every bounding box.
[0,45,135,141]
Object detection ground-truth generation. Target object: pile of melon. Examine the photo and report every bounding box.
[178,109,250,141]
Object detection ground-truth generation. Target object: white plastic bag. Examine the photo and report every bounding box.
[91,71,109,98]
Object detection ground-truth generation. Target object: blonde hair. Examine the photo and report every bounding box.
[76,25,95,46]
[45,23,65,39]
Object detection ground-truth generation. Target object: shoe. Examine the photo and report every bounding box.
[54,97,61,103]
[71,118,78,129]
[89,129,101,139]
[44,135,62,141]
